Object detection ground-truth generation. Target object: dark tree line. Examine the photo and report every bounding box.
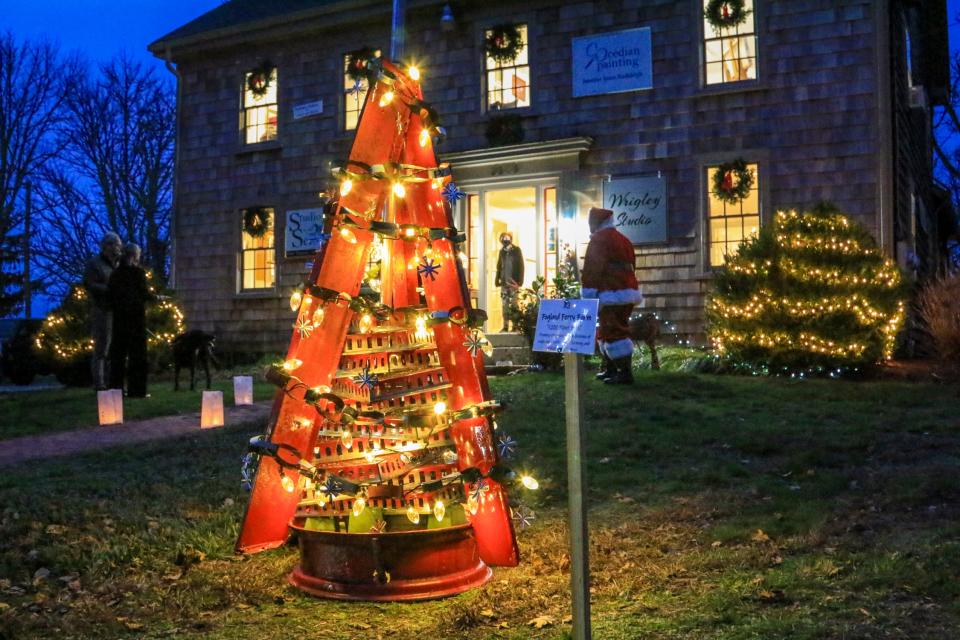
[0,32,174,317]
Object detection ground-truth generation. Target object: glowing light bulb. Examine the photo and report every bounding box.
[341,430,353,449]
[311,384,331,395]
[415,314,430,341]
[419,129,430,147]
[352,496,366,517]
[365,450,376,463]
[467,495,479,515]
[406,505,420,524]
[392,182,406,198]
[404,226,417,238]
[339,227,357,243]
[359,314,373,333]
[520,475,539,490]
[289,290,303,311]
[433,500,445,522]
[280,474,295,493]
[282,358,303,371]
[340,178,353,195]
[434,401,447,415]
[379,90,394,107]
[408,65,420,80]
[312,305,325,325]
[432,178,443,190]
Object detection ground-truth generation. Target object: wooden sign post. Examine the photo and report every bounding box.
[533,298,597,640]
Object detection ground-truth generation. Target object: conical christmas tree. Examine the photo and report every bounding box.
[236,57,522,601]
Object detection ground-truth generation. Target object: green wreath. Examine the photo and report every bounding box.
[712,159,754,205]
[243,207,272,238]
[704,0,751,30]
[345,47,379,85]
[247,61,275,98]
[485,24,524,64]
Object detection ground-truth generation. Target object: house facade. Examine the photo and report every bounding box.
[149,0,951,356]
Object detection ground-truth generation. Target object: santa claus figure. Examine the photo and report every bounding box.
[580,207,643,384]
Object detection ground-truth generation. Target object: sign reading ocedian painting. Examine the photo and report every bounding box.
[284,208,325,256]
[572,27,653,97]
[602,175,667,244]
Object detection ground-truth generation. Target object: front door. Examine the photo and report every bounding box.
[462,185,559,333]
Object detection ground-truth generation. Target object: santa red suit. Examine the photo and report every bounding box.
[580,207,642,383]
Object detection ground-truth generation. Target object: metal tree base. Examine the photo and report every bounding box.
[288,523,492,601]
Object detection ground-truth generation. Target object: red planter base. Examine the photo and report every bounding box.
[288,523,492,601]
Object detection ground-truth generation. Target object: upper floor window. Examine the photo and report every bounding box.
[240,207,276,290]
[706,163,760,267]
[344,49,380,130]
[703,0,757,85]
[242,66,278,144]
[485,24,531,110]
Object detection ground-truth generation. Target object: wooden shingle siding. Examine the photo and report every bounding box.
[163,0,942,355]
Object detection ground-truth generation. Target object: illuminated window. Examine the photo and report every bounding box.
[485,25,531,110]
[707,164,760,267]
[343,50,380,131]
[242,67,278,144]
[703,0,757,85]
[240,208,276,290]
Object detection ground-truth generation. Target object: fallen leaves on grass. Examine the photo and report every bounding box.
[528,614,556,629]
[751,529,771,543]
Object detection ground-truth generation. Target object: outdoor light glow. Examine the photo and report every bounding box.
[434,401,447,415]
[283,358,303,371]
[392,182,406,198]
[359,314,373,333]
[404,227,417,238]
[406,505,420,524]
[408,65,420,80]
[289,290,303,311]
[341,430,353,449]
[340,178,353,195]
[311,384,331,395]
[467,495,479,515]
[520,475,539,490]
[432,178,443,190]
[352,496,366,517]
[415,314,430,341]
[379,90,394,107]
[433,500,445,522]
[312,306,325,325]
[280,474,295,493]
[419,129,430,147]
[340,227,357,243]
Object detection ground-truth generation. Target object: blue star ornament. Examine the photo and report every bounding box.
[322,475,343,498]
[497,434,518,459]
[240,452,259,491]
[463,331,485,357]
[512,503,536,530]
[352,367,379,391]
[470,479,490,502]
[417,257,442,282]
[441,181,465,204]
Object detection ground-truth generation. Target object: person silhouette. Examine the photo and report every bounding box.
[495,232,524,332]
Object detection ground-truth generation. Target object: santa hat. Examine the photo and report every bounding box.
[588,207,613,227]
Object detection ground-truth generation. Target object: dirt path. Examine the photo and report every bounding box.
[0,402,271,467]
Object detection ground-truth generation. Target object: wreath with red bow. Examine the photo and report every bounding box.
[712,159,754,205]
[345,47,379,85]
[246,61,275,98]
[704,0,752,30]
[485,24,524,64]
[242,207,272,238]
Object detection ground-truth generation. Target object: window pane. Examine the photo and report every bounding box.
[706,164,760,268]
[710,243,726,267]
[244,68,277,107]
[703,0,757,86]
[705,40,722,63]
[710,218,726,244]
[241,209,276,289]
[706,62,724,86]
[485,24,530,110]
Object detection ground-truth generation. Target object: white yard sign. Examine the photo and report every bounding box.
[533,299,599,355]
[572,27,653,98]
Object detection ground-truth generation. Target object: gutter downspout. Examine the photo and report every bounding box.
[163,47,182,290]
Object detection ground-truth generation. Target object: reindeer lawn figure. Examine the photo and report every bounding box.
[172,330,218,390]
[629,312,661,370]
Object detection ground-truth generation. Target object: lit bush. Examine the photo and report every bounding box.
[707,203,907,374]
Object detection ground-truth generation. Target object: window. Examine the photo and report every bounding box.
[343,50,380,130]
[242,67,278,144]
[485,25,531,110]
[706,164,760,267]
[703,0,757,85]
[240,208,276,290]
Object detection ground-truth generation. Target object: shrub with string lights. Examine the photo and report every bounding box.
[34,282,186,383]
[707,203,907,375]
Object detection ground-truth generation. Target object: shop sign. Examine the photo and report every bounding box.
[602,175,667,244]
[285,208,325,256]
[572,27,653,97]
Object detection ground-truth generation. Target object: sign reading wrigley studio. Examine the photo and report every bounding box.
[572,27,653,97]
[602,175,667,244]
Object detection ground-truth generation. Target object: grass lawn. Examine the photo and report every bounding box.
[1,371,958,639]
[0,378,275,440]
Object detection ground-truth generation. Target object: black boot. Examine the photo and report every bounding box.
[595,355,613,380]
[604,356,634,385]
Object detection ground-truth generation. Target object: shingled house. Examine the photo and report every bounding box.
[149,0,952,356]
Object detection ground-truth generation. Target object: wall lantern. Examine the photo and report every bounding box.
[97,389,124,426]
[233,375,254,405]
[201,390,224,429]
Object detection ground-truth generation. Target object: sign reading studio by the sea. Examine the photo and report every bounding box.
[602,176,667,244]
[572,27,652,97]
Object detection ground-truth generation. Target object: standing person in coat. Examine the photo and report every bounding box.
[108,243,154,397]
[83,232,122,390]
[580,207,642,384]
[495,232,524,332]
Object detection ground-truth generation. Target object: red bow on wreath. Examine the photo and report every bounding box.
[723,170,735,191]
[722,2,730,19]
